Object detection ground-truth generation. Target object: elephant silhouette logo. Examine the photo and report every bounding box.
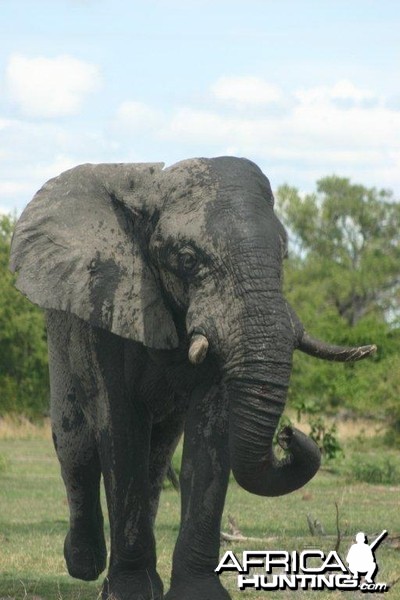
[346,530,387,584]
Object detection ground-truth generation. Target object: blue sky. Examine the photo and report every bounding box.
[1,0,399,213]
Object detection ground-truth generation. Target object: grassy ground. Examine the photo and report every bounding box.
[0,418,399,600]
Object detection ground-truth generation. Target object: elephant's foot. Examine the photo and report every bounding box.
[165,574,231,600]
[64,527,107,581]
[102,568,163,600]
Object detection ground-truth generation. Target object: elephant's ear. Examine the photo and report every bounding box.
[10,163,178,349]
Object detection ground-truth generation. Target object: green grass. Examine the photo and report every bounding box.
[0,438,399,600]
[347,455,400,485]
[0,453,9,474]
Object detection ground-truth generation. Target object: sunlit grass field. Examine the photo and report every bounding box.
[0,418,399,600]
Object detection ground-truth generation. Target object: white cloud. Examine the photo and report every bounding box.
[6,54,102,118]
[211,76,283,107]
[112,101,162,133]
[0,181,34,198]
[104,79,400,193]
[0,117,118,213]
[330,80,376,103]
[3,76,400,215]
[0,118,17,130]
[288,101,400,153]
[29,155,78,181]
[164,108,236,143]
[295,79,378,107]
[161,80,394,156]
[158,78,400,192]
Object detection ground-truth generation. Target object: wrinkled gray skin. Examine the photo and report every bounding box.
[10,157,376,600]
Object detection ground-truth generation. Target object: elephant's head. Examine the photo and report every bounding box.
[10,157,376,497]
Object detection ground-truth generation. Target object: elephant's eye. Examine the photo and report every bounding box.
[178,249,198,274]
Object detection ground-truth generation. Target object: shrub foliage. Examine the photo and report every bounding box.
[0,215,49,417]
[276,176,400,441]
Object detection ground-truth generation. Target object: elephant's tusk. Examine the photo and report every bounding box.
[298,332,377,362]
[188,334,209,365]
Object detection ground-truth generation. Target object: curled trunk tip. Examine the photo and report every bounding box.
[231,425,321,497]
[298,332,377,362]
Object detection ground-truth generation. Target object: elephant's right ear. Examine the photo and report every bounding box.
[10,163,178,349]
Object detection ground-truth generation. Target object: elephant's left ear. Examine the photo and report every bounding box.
[10,163,179,349]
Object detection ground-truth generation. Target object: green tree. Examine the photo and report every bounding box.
[277,177,400,326]
[275,177,400,440]
[0,215,49,417]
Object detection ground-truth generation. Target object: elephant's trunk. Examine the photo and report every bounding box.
[223,296,321,497]
[225,376,321,498]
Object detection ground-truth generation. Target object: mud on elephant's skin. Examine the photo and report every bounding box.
[10,157,376,600]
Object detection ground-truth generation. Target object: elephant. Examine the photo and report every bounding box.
[10,157,376,600]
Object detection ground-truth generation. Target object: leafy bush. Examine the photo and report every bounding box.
[309,417,343,461]
[0,215,49,418]
[349,456,400,485]
[278,176,400,443]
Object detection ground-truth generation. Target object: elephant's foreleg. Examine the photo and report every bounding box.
[47,316,106,581]
[166,384,231,600]
[61,449,106,582]
[98,397,164,600]
[52,314,164,600]
[148,408,185,526]
[69,327,163,600]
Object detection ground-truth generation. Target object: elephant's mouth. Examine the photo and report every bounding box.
[187,304,376,497]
